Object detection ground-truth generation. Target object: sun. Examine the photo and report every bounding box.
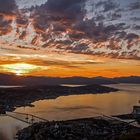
[0,63,41,76]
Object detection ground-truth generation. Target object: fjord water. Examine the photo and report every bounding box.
[0,84,140,140]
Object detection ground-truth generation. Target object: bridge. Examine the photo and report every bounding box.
[6,111,48,124]
[102,115,140,128]
[2,111,140,128]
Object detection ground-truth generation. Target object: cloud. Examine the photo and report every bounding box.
[125,33,139,42]
[96,0,118,12]
[109,12,122,21]
[45,0,85,19]
[52,23,66,32]
[32,0,85,33]
[0,0,140,61]
[73,18,127,42]
[129,1,140,10]
[130,17,140,21]
[16,15,28,27]
[133,25,140,30]
[0,15,12,35]
[0,0,17,14]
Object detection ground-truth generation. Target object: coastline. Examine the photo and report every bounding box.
[0,84,118,112]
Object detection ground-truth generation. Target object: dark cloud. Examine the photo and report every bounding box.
[44,0,85,19]
[73,18,96,37]
[115,31,127,38]
[74,19,108,41]
[129,1,140,10]
[74,18,126,42]
[16,16,29,27]
[96,0,118,12]
[17,45,39,50]
[133,25,140,30]
[55,40,72,45]
[0,0,17,14]
[92,51,140,60]
[0,15,12,35]
[0,0,17,35]
[125,33,139,42]
[0,0,139,61]
[29,0,131,46]
[69,31,85,40]
[33,15,50,33]
[32,0,85,33]
[115,31,139,44]
[31,36,39,46]
[52,23,66,32]
[95,14,105,21]
[120,50,140,60]
[19,30,27,40]
[110,13,122,21]
[67,43,89,53]
[103,1,118,12]
[130,17,140,21]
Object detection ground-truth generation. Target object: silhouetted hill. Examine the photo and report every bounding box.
[114,76,140,84]
[0,73,140,86]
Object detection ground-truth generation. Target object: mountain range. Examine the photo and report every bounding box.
[0,73,140,86]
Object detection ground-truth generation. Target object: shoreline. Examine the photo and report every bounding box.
[0,84,118,113]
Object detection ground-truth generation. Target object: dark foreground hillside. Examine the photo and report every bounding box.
[17,117,140,140]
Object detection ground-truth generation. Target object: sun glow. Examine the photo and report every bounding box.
[0,63,43,76]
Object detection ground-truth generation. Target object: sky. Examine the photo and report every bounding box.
[0,0,140,77]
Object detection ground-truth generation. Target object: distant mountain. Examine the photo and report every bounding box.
[0,73,140,86]
[114,76,140,84]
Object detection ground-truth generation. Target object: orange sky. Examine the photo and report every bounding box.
[0,51,140,78]
[0,0,140,78]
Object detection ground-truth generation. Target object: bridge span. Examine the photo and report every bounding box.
[3,111,140,128]
[6,111,48,124]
